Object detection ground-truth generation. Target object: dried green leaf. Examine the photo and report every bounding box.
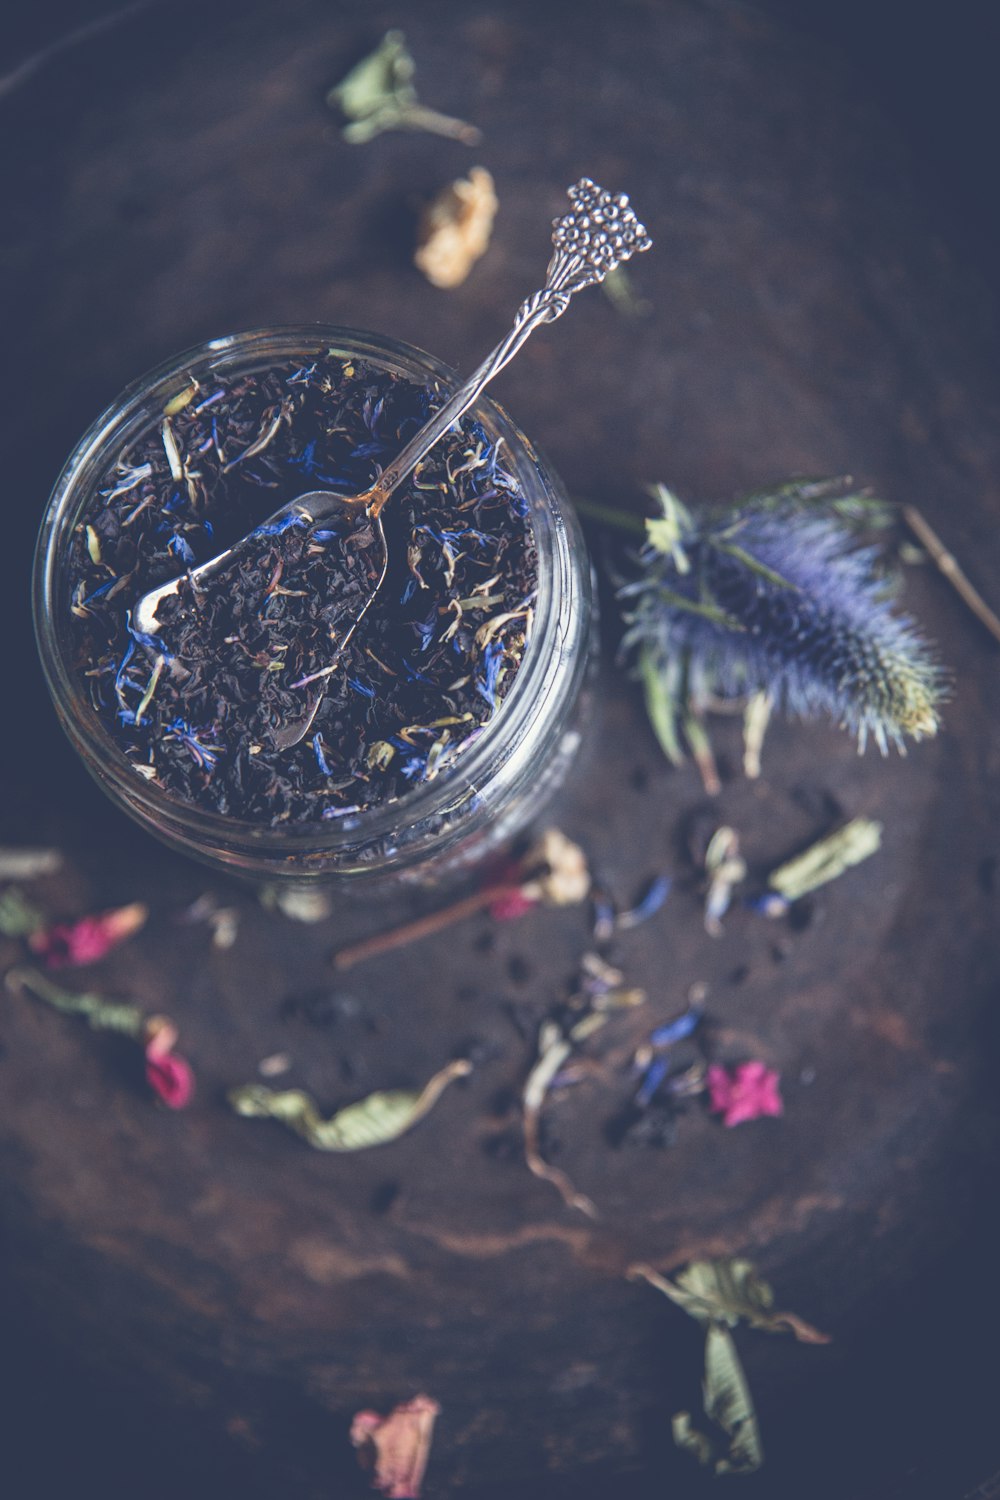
[639,643,684,766]
[768,817,883,902]
[631,1259,830,1343]
[228,1058,471,1151]
[0,887,45,937]
[672,1323,763,1474]
[326,30,480,145]
[327,30,411,118]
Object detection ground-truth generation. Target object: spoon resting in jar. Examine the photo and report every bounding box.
[133,178,651,749]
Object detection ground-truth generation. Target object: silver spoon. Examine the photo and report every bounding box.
[134,178,651,749]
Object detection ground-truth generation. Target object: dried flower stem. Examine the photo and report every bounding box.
[332,881,517,970]
[901,505,1000,647]
[683,710,721,796]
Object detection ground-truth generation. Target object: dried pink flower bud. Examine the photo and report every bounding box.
[28,901,148,968]
[144,1016,194,1109]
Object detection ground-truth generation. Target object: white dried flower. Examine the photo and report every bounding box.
[414,167,498,289]
[521,827,591,907]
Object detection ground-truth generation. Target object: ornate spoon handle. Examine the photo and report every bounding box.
[367,178,651,516]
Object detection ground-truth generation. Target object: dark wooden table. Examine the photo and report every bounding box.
[2,3,1000,1496]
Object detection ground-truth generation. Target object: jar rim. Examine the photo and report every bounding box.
[33,324,579,861]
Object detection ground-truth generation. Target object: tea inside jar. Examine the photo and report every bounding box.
[65,352,538,824]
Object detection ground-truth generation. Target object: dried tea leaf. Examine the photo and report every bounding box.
[415,167,498,288]
[632,1259,829,1343]
[0,886,45,937]
[768,817,882,902]
[327,30,480,145]
[228,1058,471,1151]
[673,1323,763,1474]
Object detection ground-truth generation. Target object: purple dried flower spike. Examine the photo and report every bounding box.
[620,479,943,762]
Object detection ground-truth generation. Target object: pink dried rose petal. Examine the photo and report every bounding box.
[707,1060,783,1128]
[28,901,148,968]
[144,1017,195,1109]
[350,1394,440,1500]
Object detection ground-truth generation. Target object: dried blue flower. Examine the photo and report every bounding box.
[619,480,944,766]
[618,873,673,930]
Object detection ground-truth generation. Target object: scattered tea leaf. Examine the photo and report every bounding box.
[672,1323,763,1475]
[228,1057,471,1151]
[327,31,481,145]
[632,1258,828,1479]
[767,817,882,902]
[630,1258,829,1343]
[0,886,45,937]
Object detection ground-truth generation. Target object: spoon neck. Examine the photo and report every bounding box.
[366,302,554,517]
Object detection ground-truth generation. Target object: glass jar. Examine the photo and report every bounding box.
[33,327,592,887]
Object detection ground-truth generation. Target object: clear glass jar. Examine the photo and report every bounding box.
[33,326,592,887]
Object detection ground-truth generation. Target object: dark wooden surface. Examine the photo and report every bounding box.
[2,3,1000,1496]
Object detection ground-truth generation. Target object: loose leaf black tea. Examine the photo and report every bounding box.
[65,353,538,824]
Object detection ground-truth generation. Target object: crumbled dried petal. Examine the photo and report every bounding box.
[706,1061,783,1127]
[351,1393,440,1499]
[144,1016,195,1109]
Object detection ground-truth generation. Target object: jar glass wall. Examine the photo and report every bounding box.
[33,327,592,887]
